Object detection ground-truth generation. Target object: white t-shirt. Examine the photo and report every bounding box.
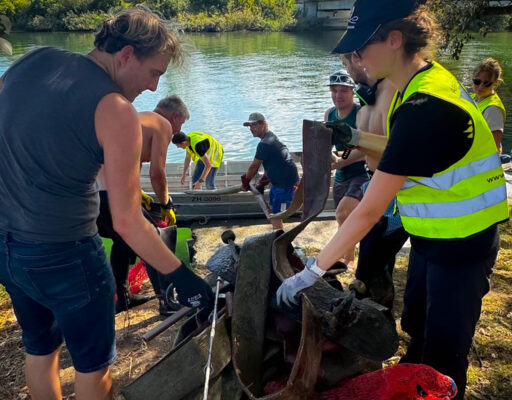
[482,105,505,132]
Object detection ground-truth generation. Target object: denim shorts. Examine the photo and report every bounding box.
[0,232,117,373]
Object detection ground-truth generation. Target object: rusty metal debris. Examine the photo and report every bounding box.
[123,119,398,399]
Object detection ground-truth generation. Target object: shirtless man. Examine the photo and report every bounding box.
[97,96,190,314]
[340,53,409,308]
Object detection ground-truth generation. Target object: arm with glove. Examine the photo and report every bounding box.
[276,170,407,307]
[241,158,263,191]
[325,120,388,160]
[141,190,176,225]
[99,96,213,312]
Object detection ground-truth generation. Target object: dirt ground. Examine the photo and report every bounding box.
[0,217,511,400]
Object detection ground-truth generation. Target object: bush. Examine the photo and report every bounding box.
[0,0,29,17]
[27,14,60,31]
[177,9,294,31]
[145,0,190,18]
[62,11,108,31]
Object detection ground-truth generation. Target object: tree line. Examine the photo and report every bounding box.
[1,0,512,54]
[0,0,296,32]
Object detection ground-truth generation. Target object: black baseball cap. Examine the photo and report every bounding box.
[332,0,420,54]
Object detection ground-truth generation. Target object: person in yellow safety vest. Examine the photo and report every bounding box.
[277,1,509,399]
[471,57,507,152]
[172,131,224,190]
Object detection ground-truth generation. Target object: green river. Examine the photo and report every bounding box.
[1,31,511,161]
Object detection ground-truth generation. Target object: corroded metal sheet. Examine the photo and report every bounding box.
[232,230,281,397]
[302,120,332,220]
[259,297,323,400]
[272,216,399,361]
[122,313,231,400]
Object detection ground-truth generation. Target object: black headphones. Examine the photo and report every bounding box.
[354,79,384,106]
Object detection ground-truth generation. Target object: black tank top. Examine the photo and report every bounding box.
[0,47,120,241]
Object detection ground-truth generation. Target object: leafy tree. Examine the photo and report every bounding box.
[145,0,190,18]
[425,0,512,58]
[0,0,29,17]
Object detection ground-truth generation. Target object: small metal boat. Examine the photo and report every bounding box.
[140,157,337,223]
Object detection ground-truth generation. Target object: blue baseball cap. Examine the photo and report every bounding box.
[332,0,420,54]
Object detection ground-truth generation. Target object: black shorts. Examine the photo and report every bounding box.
[333,174,369,207]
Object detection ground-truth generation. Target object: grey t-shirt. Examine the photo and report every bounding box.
[482,105,505,132]
[0,47,120,242]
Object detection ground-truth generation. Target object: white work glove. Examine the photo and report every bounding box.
[276,267,321,307]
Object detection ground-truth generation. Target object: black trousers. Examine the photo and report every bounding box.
[355,215,409,308]
[400,236,498,400]
[96,191,170,304]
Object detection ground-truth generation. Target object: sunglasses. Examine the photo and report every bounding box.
[330,74,353,85]
[352,34,381,60]
[472,78,493,88]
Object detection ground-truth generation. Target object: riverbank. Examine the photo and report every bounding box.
[1,217,511,399]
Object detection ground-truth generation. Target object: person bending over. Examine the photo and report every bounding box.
[173,131,224,190]
[0,9,212,399]
[241,112,299,231]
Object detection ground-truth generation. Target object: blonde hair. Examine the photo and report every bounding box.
[371,6,440,60]
[473,57,504,87]
[94,7,184,66]
[156,94,190,120]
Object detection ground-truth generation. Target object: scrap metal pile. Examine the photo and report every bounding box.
[122,121,455,400]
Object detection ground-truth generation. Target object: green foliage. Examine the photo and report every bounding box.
[62,11,109,31]
[143,0,190,18]
[177,8,294,31]
[426,0,512,59]
[0,0,29,17]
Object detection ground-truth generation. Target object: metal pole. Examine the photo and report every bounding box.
[203,277,221,400]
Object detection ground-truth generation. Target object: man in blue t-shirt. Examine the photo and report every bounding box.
[241,112,299,230]
[324,71,368,266]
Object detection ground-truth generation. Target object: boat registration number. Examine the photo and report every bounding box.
[191,196,222,202]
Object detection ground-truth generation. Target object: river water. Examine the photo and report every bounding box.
[1,30,511,161]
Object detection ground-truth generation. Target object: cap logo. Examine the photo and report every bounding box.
[348,7,357,29]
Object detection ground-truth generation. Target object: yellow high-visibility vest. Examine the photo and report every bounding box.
[186,131,223,168]
[386,61,508,239]
[471,92,507,123]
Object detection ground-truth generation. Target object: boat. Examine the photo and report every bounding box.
[141,154,337,223]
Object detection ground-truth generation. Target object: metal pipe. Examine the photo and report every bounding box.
[203,276,222,399]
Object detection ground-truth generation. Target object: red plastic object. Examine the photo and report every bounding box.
[128,260,149,294]
[264,363,457,400]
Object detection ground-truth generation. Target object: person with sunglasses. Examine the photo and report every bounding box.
[472,57,506,152]
[324,71,367,267]
[277,1,508,398]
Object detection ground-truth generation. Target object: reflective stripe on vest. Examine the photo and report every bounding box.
[471,92,507,121]
[186,131,224,168]
[386,61,509,239]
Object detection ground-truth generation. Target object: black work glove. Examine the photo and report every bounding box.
[241,174,251,191]
[325,120,360,149]
[255,174,270,194]
[167,263,214,311]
